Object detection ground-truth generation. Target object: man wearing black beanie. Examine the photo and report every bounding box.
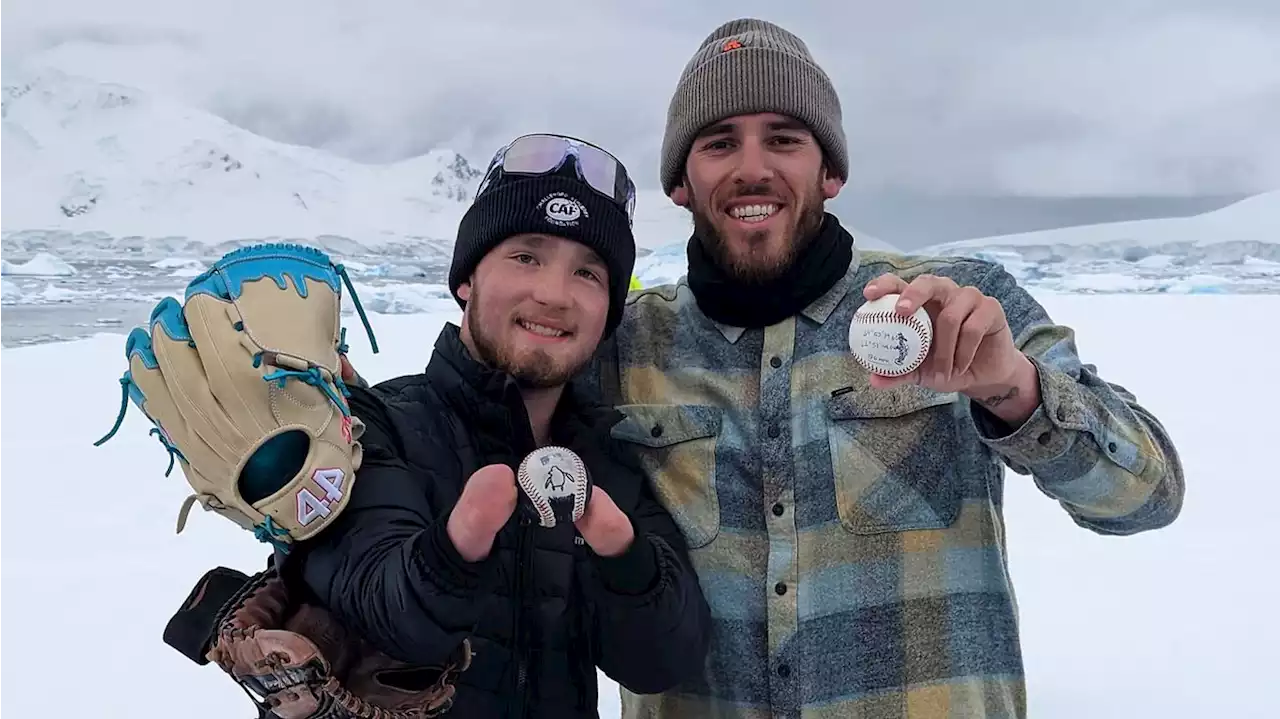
[582,17,1186,719]
[294,135,710,717]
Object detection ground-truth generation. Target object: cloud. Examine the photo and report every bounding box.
[4,0,1280,195]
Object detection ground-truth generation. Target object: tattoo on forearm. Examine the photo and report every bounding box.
[979,386,1019,407]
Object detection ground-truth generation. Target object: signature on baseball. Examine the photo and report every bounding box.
[849,293,933,377]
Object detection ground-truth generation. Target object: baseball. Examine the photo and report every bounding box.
[517,446,592,528]
[849,293,933,377]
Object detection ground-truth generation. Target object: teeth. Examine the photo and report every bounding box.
[519,320,567,337]
[730,203,777,222]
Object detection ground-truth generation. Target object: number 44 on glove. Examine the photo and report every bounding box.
[93,243,380,550]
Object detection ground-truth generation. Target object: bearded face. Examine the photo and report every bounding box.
[687,172,828,284]
[459,234,610,389]
[673,112,843,284]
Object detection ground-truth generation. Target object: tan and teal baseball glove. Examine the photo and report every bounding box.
[94,243,380,549]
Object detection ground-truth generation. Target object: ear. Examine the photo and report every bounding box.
[457,279,472,302]
[821,172,845,200]
[669,181,690,208]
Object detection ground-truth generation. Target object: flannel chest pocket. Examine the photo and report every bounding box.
[826,386,963,534]
[611,404,722,548]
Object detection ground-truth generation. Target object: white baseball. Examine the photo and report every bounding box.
[849,293,933,377]
[517,446,589,528]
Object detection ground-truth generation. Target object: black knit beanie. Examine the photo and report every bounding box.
[449,167,637,337]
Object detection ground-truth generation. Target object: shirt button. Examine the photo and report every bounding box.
[767,424,780,439]
[777,664,791,678]
[774,582,787,596]
[772,503,784,517]
[1037,431,1052,446]
[650,424,663,438]
[769,356,782,369]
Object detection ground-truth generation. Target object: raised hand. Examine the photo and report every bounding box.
[446,464,520,562]
[863,273,1041,424]
[574,486,635,558]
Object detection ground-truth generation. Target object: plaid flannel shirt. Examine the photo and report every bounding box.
[583,249,1184,719]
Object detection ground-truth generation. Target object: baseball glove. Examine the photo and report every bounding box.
[203,567,472,719]
[165,564,472,719]
[93,242,380,548]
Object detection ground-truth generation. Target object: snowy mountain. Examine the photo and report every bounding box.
[1,65,484,261]
[0,65,712,264]
[924,191,1279,258]
[916,191,1280,294]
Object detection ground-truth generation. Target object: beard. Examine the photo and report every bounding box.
[689,177,827,285]
[465,283,584,390]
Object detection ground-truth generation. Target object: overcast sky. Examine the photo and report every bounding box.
[5,0,1280,196]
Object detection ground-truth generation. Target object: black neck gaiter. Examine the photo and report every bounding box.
[686,212,854,328]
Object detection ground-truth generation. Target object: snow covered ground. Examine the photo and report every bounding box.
[2,294,1275,718]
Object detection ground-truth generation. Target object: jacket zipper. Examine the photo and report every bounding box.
[513,517,531,717]
[508,396,538,717]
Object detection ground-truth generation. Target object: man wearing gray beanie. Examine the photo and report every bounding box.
[584,16,1185,719]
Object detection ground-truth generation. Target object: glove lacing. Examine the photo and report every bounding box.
[91,254,381,552]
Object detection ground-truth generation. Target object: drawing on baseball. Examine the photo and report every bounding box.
[517,445,592,528]
[849,293,933,377]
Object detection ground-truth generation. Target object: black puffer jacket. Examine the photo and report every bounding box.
[293,324,711,718]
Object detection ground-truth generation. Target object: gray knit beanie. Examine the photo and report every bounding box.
[659,18,848,195]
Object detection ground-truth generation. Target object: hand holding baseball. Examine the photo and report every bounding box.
[446,464,519,563]
[861,273,1030,396]
[574,486,635,558]
[514,447,633,556]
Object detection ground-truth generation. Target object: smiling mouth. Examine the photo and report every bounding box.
[517,318,571,339]
[727,203,780,224]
